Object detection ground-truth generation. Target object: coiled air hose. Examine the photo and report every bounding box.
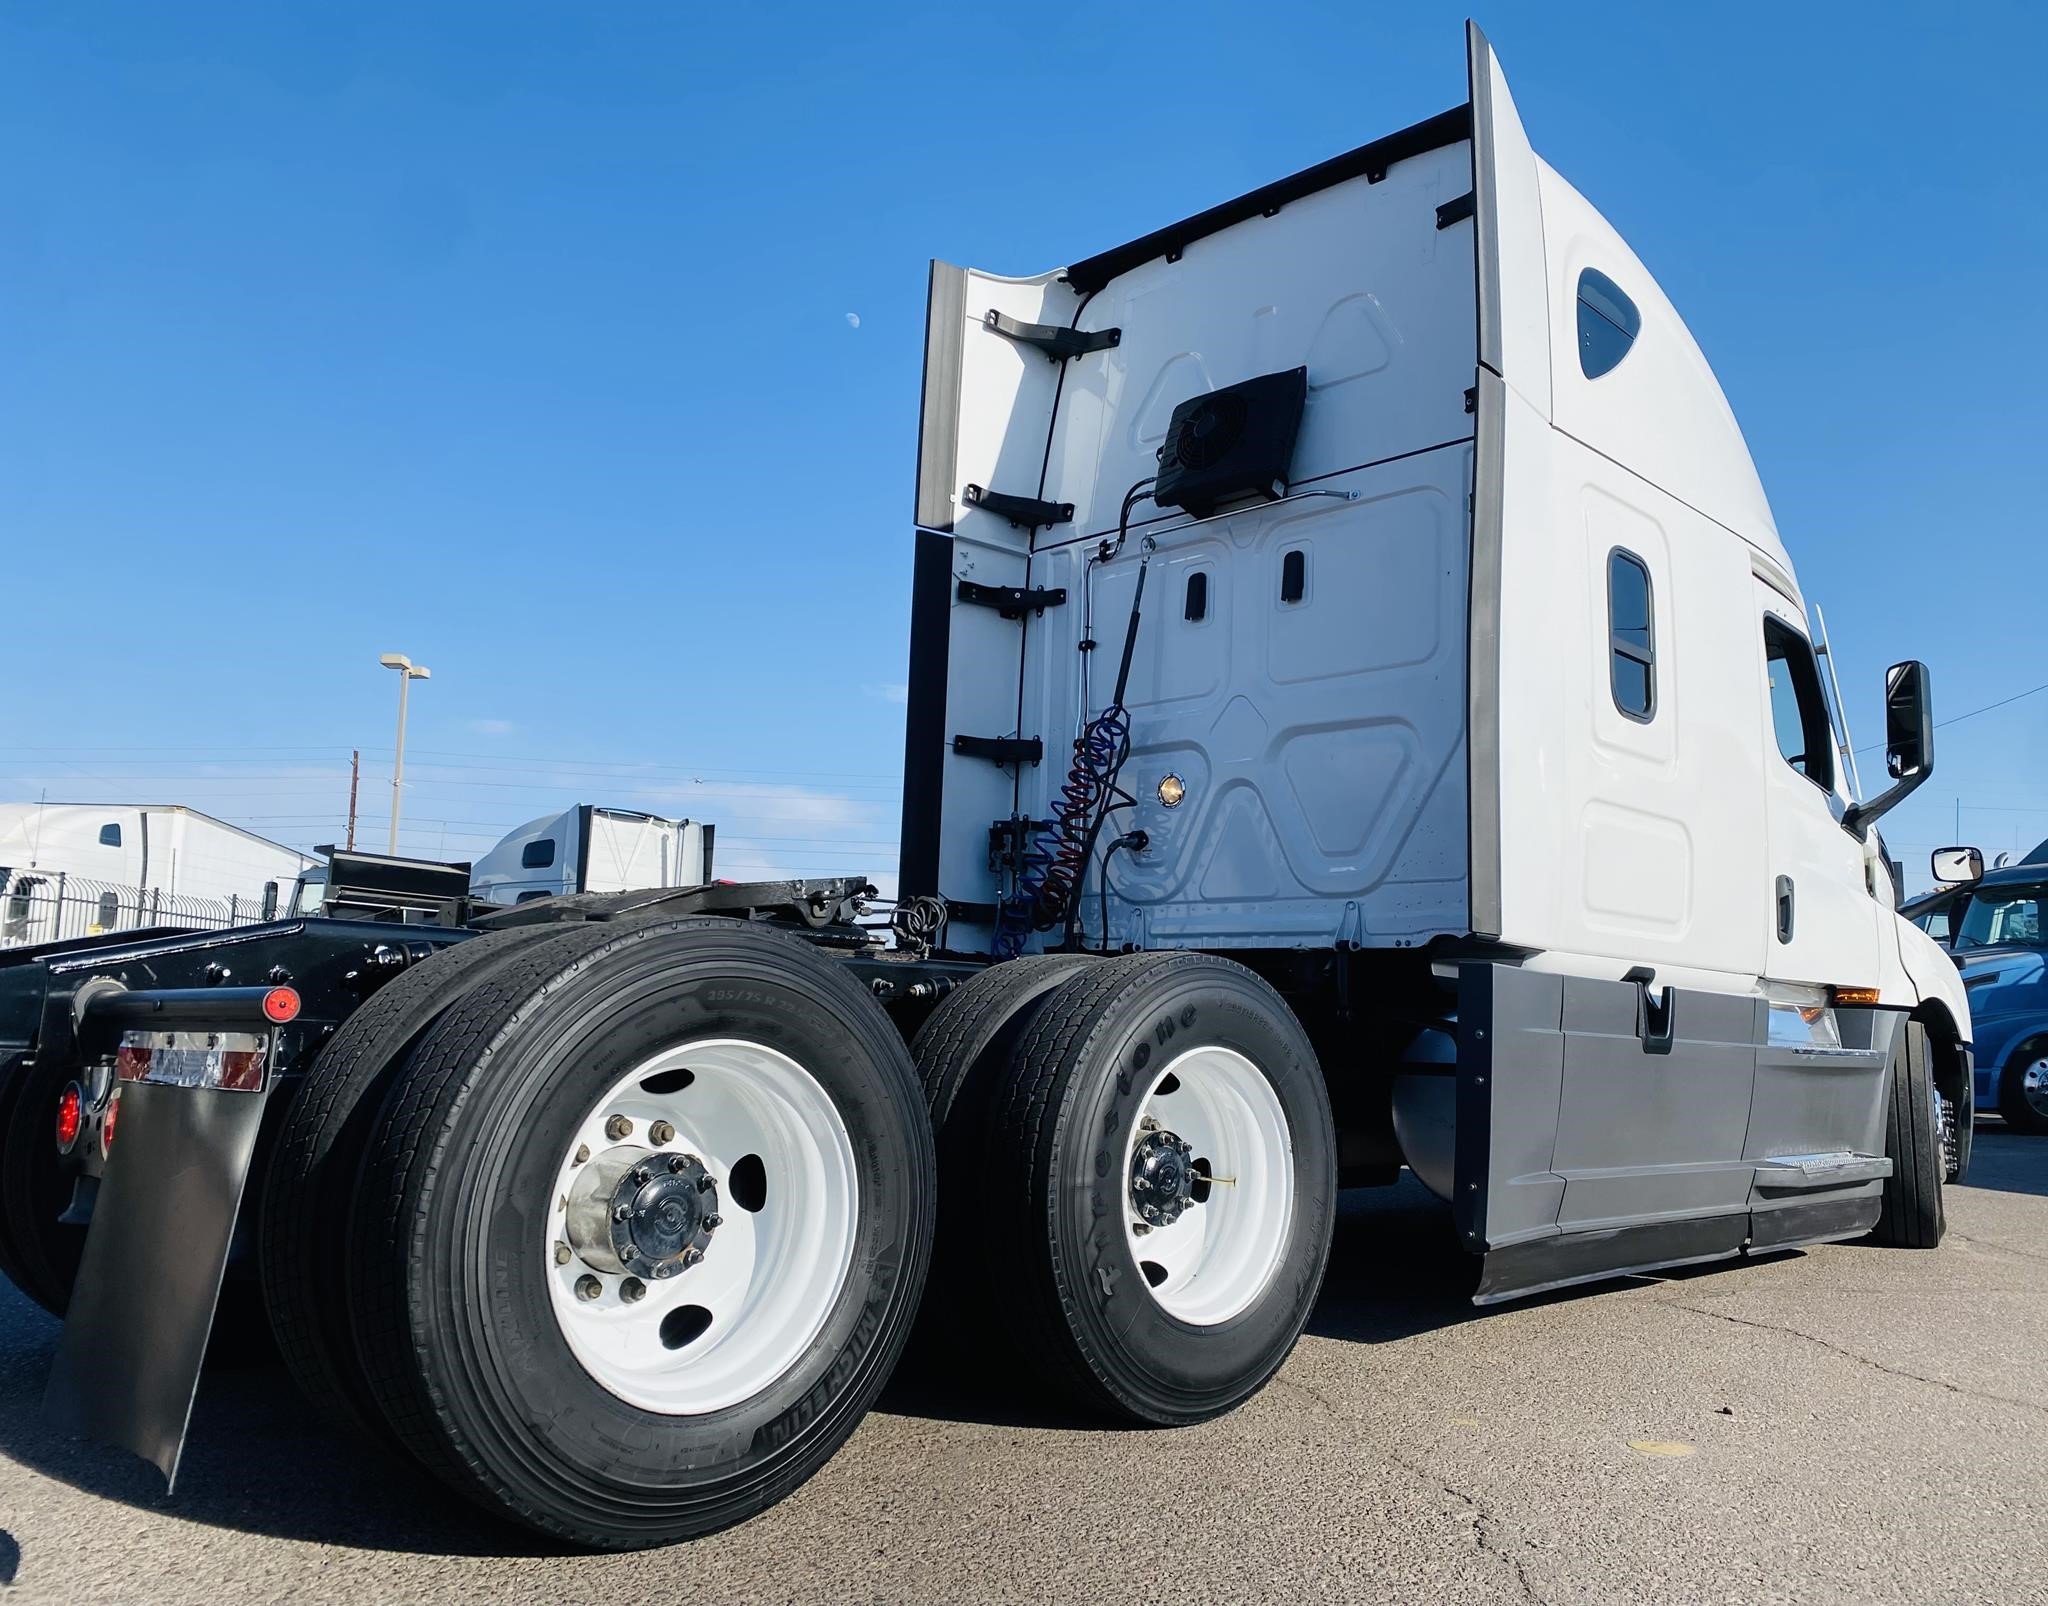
[993,479,1156,958]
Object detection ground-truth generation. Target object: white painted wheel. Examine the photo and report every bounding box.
[1124,1045,1294,1326]
[545,1038,859,1415]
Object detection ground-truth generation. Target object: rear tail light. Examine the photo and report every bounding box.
[262,985,301,1024]
[54,1083,83,1152]
[115,1029,270,1092]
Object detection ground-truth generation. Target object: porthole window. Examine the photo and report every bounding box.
[1577,268,1640,379]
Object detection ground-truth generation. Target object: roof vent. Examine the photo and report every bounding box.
[1154,367,1308,518]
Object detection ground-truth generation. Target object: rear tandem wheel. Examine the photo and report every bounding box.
[339,916,935,1548]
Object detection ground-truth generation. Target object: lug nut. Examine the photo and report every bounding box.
[1140,1116,1159,1132]
[573,1143,590,1165]
[681,1246,703,1267]
[575,1275,602,1301]
[605,1115,633,1141]
[620,1277,647,1303]
[650,1120,676,1146]
[633,1166,652,1186]
[695,1174,715,1192]
[614,1203,633,1221]
[553,1241,572,1266]
[704,1214,722,1231]
[669,1154,690,1174]
[655,1264,676,1278]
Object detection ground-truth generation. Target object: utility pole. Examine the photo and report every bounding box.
[346,749,360,851]
[379,654,432,855]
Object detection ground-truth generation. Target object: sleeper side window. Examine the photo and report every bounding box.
[98,823,122,847]
[1607,549,1655,721]
[1763,616,1836,793]
[520,838,557,869]
[1577,269,1641,378]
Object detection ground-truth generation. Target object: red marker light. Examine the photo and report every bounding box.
[54,1083,83,1152]
[101,1092,120,1156]
[262,986,301,1024]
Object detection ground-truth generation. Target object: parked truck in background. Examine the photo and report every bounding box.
[469,806,713,904]
[0,803,314,948]
[0,26,1974,1553]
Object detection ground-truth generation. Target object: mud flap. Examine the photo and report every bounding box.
[43,1079,272,1487]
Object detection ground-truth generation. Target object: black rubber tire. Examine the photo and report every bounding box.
[0,1049,87,1317]
[907,953,1097,1364]
[1997,1036,2048,1136]
[1872,1019,1945,1248]
[259,925,565,1445]
[345,917,934,1548]
[984,950,1336,1425]
[910,953,1099,1126]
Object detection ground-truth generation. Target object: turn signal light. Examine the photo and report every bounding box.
[54,1083,83,1152]
[1830,986,1881,1008]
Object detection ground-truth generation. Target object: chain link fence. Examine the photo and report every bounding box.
[0,872,276,950]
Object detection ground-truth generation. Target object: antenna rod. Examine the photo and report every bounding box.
[1813,605,1864,799]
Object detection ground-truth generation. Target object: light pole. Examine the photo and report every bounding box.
[378,653,431,854]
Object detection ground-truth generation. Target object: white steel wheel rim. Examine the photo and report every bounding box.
[2024,1055,2048,1121]
[1124,1045,1294,1326]
[545,1038,859,1415]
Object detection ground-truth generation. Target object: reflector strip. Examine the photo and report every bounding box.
[114,1030,271,1093]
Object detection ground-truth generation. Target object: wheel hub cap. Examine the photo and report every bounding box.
[1130,1129,1197,1228]
[566,1146,720,1280]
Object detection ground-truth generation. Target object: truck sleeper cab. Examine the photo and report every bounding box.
[0,25,1977,1554]
[903,24,1972,1307]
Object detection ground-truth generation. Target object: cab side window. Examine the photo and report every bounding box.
[1763,617,1835,793]
[1607,549,1655,720]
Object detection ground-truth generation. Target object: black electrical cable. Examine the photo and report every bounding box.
[993,477,1158,959]
[1063,525,1156,950]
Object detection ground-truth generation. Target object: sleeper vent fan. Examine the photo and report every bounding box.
[1153,366,1308,519]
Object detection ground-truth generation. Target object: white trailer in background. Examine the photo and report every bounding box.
[0,803,314,946]
[468,806,713,904]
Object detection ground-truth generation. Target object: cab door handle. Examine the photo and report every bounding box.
[1775,875,1795,944]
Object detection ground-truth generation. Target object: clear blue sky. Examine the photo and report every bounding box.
[3,2,2043,889]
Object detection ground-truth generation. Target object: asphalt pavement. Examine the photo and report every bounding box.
[2,1131,2042,1605]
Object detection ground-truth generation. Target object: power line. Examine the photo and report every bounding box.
[1854,677,2048,754]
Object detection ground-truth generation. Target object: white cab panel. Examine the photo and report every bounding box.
[1490,394,1769,984]
[1039,142,1477,540]
[1022,447,1472,949]
[1537,167,1786,569]
[1467,21,1552,420]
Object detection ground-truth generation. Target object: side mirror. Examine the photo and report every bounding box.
[1843,660,1933,840]
[1932,846,1984,886]
[260,881,280,921]
[1881,660,1934,781]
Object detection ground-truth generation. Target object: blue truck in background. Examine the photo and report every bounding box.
[1904,839,2048,1133]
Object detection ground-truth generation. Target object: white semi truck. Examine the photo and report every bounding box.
[0,26,1972,1552]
